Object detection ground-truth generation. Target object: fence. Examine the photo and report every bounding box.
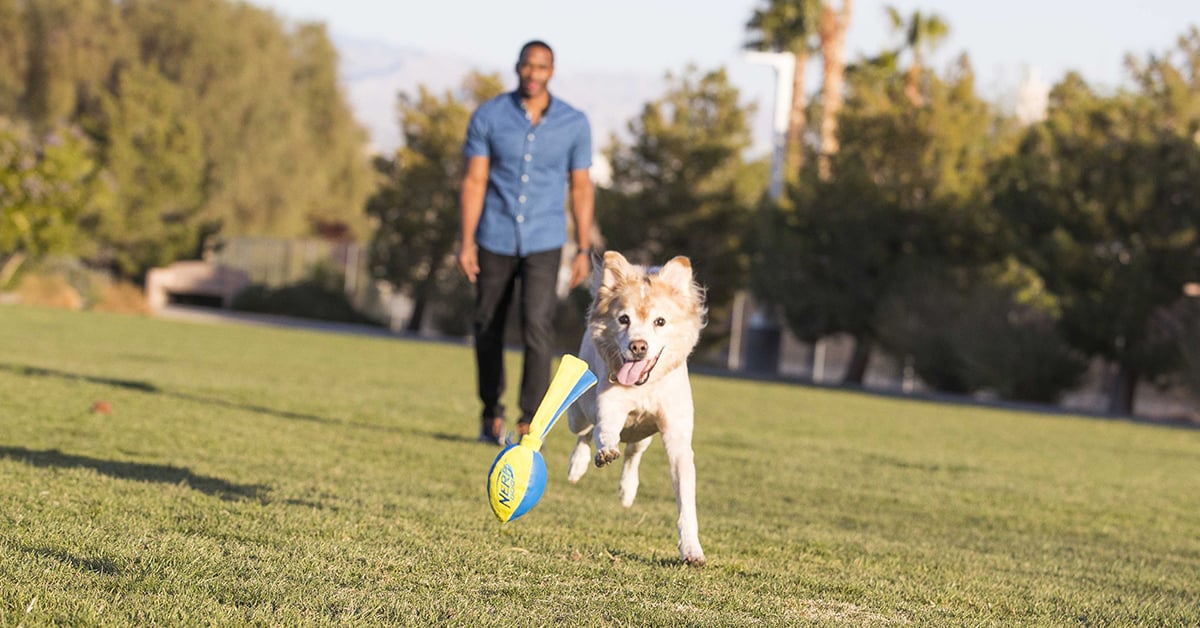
[209,236,376,312]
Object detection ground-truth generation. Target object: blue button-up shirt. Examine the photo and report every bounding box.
[463,91,592,256]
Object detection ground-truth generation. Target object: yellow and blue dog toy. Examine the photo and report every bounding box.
[487,354,597,522]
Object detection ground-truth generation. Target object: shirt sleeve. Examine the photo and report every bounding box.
[463,109,490,158]
[568,115,593,171]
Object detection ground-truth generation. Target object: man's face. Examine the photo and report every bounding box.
[516,46,554,99]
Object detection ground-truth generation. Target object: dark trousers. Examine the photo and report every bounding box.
[473,246,561,423]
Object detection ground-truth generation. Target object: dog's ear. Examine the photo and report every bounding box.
[600,250,631,290]
[657,256,694,294]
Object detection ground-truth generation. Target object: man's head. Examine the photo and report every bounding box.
[516,40,554,100]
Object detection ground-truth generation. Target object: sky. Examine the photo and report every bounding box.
[249,0,1194,88]
[247,0,1196,154]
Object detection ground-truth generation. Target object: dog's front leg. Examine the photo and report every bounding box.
[662,428,705,566]
[592,391,625,467]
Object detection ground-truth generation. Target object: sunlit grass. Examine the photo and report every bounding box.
[1,304,1197,625]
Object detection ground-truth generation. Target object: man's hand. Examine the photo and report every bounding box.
[458,246,479,283]
[569,251,590,288]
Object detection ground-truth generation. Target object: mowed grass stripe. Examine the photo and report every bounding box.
[0,304,1197,625]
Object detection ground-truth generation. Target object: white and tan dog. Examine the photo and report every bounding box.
[566,250,707,565]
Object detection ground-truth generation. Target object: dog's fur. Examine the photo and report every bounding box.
[566,250,707,565]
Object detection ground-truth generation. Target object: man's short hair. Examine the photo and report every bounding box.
[518,40,554,65]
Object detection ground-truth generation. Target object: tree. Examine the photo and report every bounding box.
[285,22,374,239]
[0,118,113,271]
[367,72,503,333]
[0,0,28,115]
[884,6,950,106]
[816,0,852,181]
[598,67,758,348]
[874,262,1088,401]
[991,31,1200,414]
[745,0,822,184]
[122,0,373,240]
[93,62,206,277]
[21,0,129,129]
[754,55,1003,385]
[0,0,374,282]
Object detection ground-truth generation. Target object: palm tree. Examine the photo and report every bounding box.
[817,0,852,183]
[745,0,822,186]
[884,6,950,106]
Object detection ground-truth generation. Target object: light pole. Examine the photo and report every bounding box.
[727,51,796,374]
[744,51,796,201]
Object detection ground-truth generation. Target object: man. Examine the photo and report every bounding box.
[458,40,594,445]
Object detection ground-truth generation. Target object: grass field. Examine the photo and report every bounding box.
[1,304,1198,626]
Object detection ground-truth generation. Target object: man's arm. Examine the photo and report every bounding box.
[458,156,490,283]
[567,168,595,288]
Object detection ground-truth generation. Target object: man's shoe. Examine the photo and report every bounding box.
[478,417,505,446]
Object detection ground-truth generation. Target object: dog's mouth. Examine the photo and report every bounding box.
[610,349,662,386]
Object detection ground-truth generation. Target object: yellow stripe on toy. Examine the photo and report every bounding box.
[487,355,597,522]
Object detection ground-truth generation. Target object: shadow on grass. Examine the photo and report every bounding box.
[0,445,269,502]
[604,547,695,569]
[22,546,122,576]
[0,361,406,433]
[431,431,494,445]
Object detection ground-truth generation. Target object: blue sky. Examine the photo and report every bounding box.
[247,0,1196,156]
[249,0,1195,92]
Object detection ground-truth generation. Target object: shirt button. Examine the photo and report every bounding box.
[519,195,526,203]
[527,133,535,141]
[524,154,532,161]
[521,175,529,182]
[516,215,525,223]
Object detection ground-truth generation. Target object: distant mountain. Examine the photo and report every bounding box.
[335,36,670,156]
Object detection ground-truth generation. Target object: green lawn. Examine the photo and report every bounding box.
[1,304,1197,626]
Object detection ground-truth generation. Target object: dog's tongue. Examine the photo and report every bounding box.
[617,359,652,386]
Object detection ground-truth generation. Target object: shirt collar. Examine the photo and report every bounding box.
[510,91,553,119]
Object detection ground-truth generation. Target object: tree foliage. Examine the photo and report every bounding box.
[992,29,1200,413]
[0,118,112,264]
[883,5,950,106]
[874,263,1087,401]
[598,67,758,343]
[367,72,504,333]
[0,0,373,279]
[93,63,205,276]
[753,55,1012,386]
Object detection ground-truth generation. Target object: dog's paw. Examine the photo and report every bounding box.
[594,447,621,467]
[679,541,705,567]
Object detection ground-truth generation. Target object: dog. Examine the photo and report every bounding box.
[565,250,707,565]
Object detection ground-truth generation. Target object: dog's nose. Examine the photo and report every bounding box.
[628,339,648,359]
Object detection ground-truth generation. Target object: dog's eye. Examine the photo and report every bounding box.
[618,314,630,325]
[654,317,666,327]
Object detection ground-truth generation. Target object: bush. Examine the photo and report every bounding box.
[7,255,149,314]
[877,268,1088,403]
[16,273,83,310]
[93,280,151,315]
[232,262,380,326]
